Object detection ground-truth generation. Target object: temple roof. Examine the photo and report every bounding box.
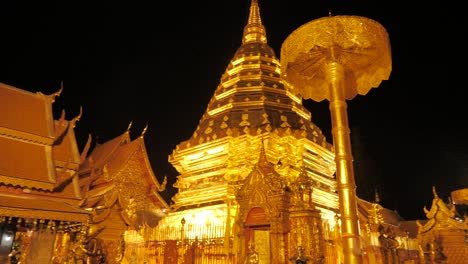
[0,83,84,191]
[0,82,89,221]
[175,0,329,151]
[52,116,82,171]
[0,82,58,144]
[358,198,404,225]
[80,131,169,210]
[79,131,131,173]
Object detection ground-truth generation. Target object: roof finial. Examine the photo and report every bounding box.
[432,186,439,199]
[328,9,332,17]
[242,0,267,44]
[374,188,380,203]
[127,121,133,131]
[48,81,64,103]
[59,109,66,122]
[258,137,268,165]
[141,123,148,138]
[71,106,83,128]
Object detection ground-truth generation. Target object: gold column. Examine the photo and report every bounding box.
[326,61,362,264]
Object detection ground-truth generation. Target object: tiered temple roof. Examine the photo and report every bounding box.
[0,82,88,222]
[79,127,169,239]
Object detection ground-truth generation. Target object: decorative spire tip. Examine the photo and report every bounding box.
[141,123,148,137]
[127,121,133,131]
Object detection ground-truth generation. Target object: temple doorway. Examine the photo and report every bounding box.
[252,228,270,263]
[245,207,271,263]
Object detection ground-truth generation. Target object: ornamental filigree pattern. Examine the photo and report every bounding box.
[115,156,151,225]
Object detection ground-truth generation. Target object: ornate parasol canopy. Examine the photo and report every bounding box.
[280,15,392,102]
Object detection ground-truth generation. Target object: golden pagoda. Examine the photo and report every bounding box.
[144,0,340,263]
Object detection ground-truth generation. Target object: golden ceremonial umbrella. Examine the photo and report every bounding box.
[281,15,391,101]
[281,15,391,264]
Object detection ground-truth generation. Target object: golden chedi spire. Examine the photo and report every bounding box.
[169,0,335,211]
[242,0,267,44]
[174,0,330,152]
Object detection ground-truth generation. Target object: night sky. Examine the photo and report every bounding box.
[1,1,467,220]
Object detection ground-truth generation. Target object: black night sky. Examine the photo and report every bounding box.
[1,1,467,220]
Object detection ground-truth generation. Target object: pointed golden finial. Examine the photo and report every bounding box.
[127,121,133,131]
[140,123,148,137]
[59,109,66,122]
[242,0,267,44]
[47,81,64,103]
[257,137,269,165]
[71,106,83,128]
[432,186,439,199]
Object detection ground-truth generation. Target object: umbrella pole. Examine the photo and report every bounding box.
[326,61,363,264]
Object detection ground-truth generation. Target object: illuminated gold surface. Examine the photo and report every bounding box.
[79,131,169,263]
[157,1,340,263]
[281,15,392,264]
[0,83,93,263]
[3,1,467,263]
[169,0,336,216]
[451,188,468,205]
[417,187,468,263]
[281,15,392,101]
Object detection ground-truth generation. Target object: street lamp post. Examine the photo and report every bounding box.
[281,15,392,264]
